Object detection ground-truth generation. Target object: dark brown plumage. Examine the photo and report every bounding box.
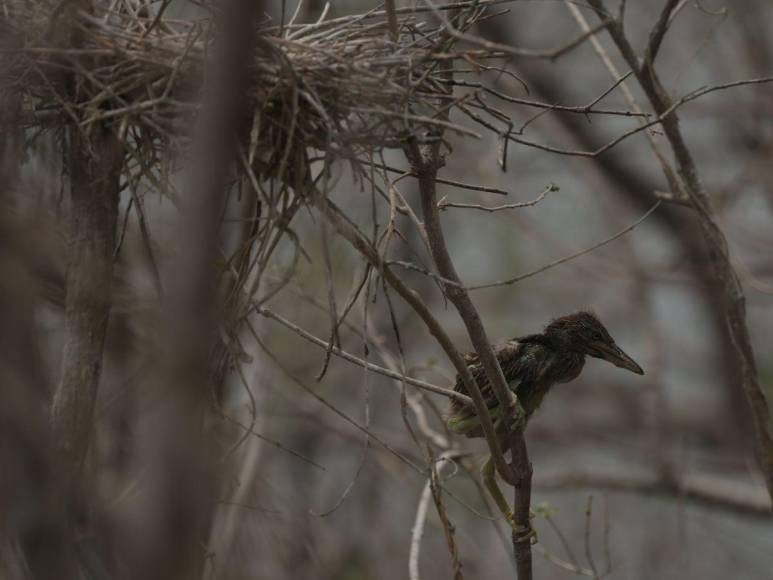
[448,311,643,438]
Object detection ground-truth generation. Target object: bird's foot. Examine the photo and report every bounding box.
[502,509,538,544]
[511,520,538,545]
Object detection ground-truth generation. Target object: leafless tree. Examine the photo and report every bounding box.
[1,1,771,579]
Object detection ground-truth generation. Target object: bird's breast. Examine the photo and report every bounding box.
[555,355,585,383]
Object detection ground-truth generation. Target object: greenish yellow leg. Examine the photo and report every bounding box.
[482,457,538,544]
[447,405,506,435]
[449,402,536,543]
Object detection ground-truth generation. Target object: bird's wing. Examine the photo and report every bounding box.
[452,341,525,414]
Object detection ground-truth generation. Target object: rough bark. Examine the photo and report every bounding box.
[50,125,122,472]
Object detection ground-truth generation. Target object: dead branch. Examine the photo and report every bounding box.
[429,451,465,580]
[468,201,660,290]
[132,0,262,578]
[438,183,557,212]
[255,305,473,405]
[316,195,513,479]
[535,467,771,517]
[586,0,773,507]
[50,0,123,479]
[406,139,534,578]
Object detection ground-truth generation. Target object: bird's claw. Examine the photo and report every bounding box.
[513,522,538,545]
[505,514,538,545]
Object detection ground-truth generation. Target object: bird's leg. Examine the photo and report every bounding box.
[447,404,507,435]
[447,412,482,435]
[482,457,537,544]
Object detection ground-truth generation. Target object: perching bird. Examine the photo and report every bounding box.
[446,311,644,539]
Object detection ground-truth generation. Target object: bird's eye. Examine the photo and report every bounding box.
[593,331,603,341]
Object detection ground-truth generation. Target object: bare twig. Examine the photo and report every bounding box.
[644,0,681,69]
[252,326,424,473]
[438,183,557,212]
[255,306,473,405]
[536,467,771,517]
[316,195,512,478]
[410,465,435,580]
[469,201,660,290]
[384,0,399,42]
[586,0,773,504]
[583,496,600,580]
[429,451,464,580]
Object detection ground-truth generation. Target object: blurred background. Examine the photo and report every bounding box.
[2,1,773,579]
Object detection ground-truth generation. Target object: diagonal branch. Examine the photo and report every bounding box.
[644,0,681,70]
[586,0,773,506]
[315,195,513,479]
[254,305,473,405]
[406,139,534,579]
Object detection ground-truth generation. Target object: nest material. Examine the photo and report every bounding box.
[3,0,511,178]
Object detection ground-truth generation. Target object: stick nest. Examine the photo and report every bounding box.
[3,1,509,180]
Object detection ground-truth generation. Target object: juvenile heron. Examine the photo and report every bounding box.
[447,311,644,539]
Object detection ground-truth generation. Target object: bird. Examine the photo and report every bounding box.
[446,310,644,540]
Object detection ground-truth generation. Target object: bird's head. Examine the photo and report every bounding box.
[544,311,644,375]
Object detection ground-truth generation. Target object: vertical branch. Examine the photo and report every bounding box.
[408,149,533,578]
[429,452,464,580]
[50,124,122,473]
[586,0,773,503]
[384,0,399,41]
[131,0,262,579]
[317,196,511,475]
[47,1,123,480]
[0,85,75,580]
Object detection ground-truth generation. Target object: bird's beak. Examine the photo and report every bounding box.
[590,342,644,375]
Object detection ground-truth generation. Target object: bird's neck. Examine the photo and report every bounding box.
[517,331,572,353]
[532,330,587,355]
[515,332,555,348]
[517,332,587,382]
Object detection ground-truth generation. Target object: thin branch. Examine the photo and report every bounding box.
[384,0,399,42]
[365,161,510,195]
[429,451,465,580]
[409,469,435,580]
[535,468,771,517]
[255,306,473,405]
[316,196,513,481]
[468,201,660,290]
[424,0,613,60]
[438,183,557,212]
[219,412,326,471]
[587,0,773,504]
[644,0,681,68]
[251,326,424,474]
[583,496,600,580]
